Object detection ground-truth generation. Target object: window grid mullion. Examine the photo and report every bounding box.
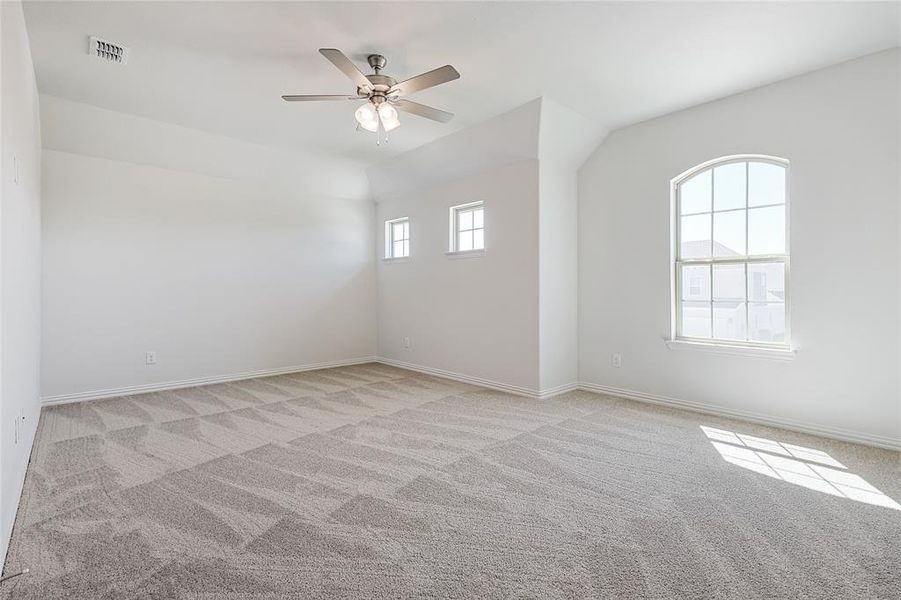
[744,161,750,257]
[743,162,750,341]
[709,167,715,259]
[744,262,749,342]
[708,263,713,339]
[709,166,715,336]
[681,201,783,218]
[679,255,787,265]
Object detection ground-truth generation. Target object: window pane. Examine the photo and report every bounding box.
[749,162,785,207]
[748,205,785,255]
[713,210,745,257]
[713,301,747,340]
[681,265,710,301]
[458,209,473,231]
[680,213,711,258]
[473,208,484,229]
[473,229,484,250]
[713,162,746,211]
[713,264,744,301]
[681,301,711,338]
[402,221,409,239]
[680,170,711,215]
[458,230,473,251]
[393,222,405,241]
[748,263,785,302]
[403,240,409,257]
[749,302,786,342]
[393,240,404,257]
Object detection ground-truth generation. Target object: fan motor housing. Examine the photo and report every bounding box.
[361,74,396,94]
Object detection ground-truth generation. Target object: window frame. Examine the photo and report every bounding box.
[670,155,791,350]
[448,201,485,254]
[384,216,410,259]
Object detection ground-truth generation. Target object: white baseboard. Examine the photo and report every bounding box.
[578,381,901,452]
[40,355,571,407]
[1,412,38,567]
[376,357,580,400]
[38,355,898,451]
[376,357,545,398]
[40,356,379,406]
[537,381,582,399]
[378,359,900,450]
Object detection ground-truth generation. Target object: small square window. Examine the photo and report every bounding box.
[384,217,409,259]
[449,202,484,253]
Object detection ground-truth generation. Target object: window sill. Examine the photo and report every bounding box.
[381,256,411,263]
[665,339,796,361]
[445,250,485,259]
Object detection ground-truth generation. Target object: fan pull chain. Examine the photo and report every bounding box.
[377,112,386,146]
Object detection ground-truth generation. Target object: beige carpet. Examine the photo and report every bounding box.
[2,363,899,599]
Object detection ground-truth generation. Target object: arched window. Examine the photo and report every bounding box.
[672,156,789,347]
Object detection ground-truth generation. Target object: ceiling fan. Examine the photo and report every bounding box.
[282,49,460,142]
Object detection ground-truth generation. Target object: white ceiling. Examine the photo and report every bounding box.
[23,1,900,165]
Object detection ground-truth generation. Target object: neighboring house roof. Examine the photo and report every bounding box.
[681,239,786,302]
[681,240,741,257]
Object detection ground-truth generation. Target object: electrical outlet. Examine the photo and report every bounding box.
[14,410,26,445]
[145,351,157,365]
[403,336,411,349]
[611,353,622,368]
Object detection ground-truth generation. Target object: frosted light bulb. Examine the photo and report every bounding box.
[354,103,379,132]
[377,103,401,132]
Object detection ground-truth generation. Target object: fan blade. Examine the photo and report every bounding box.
[393,99,454,123]
[319,48,372,91]
[282,94,363,101]
[389,65,459,97]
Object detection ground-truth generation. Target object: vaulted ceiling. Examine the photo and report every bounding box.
[23,1,900,165]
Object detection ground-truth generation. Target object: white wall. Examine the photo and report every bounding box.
[538,162,578,393]
[40,96,377,400]
[367,100,541,200]
[375,160,541,393]
[371,102,542,394]
[579,49,900,447]
[1,0,42,562]
[371,98,609,396]
[537,98,606,392]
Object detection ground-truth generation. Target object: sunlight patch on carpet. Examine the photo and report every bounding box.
[701,425,900,510]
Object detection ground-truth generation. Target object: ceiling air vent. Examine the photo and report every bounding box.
[88,36,129,64]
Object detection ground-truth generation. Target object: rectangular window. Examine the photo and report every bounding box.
[385,217,409,259]
[674,158,789,348]
[449,201,484,253]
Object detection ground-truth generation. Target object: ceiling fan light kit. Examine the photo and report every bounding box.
[282,49,459,145]
[377,103,400,131]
